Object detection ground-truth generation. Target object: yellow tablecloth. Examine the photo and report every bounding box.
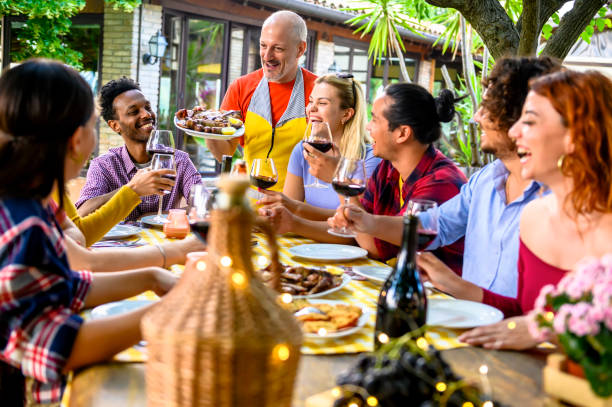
[62,227,468,407]
[98,228,466,362]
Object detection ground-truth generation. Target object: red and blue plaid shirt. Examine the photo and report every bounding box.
[360,145,467,274]
[0,198,92,404]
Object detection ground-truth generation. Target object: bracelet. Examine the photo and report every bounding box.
[155,244,167,268]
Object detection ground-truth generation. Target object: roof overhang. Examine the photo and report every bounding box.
[245,0,439,45]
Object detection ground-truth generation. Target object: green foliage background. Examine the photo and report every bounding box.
[0,0,141,69]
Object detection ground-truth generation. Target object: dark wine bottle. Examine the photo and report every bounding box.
[374,215,427,349]
[220,155,233,173]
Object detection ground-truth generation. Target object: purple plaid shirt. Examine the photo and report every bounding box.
[76,146,202,221]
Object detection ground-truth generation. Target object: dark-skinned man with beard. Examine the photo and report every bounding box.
[329,56,561,300]
[76,77,201,221]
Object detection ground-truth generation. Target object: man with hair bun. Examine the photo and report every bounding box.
[330,83,467,272]
[206,10,317,192]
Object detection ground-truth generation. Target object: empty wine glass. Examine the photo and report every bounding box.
[327,157,366,238]
[250,158,278,199]
[151,153,175,224]
[146,129,175,156]
[406,199,438,252]
[303,121,333,189]
[188,184,212,245]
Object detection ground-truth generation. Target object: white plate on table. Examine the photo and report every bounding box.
[301,299,371,340]
[288,244,368,262]
[352,265,393,283]
[90,299,156,319]
[291,273,352,299]
[101,224,141,240]
[174,116,245,140]
[426,298,503,328]
[140,214,168,228]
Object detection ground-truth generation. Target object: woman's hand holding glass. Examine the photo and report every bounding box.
[303,121,336,187]
[257,205,296,235]
[256,189,299,214]
[302,141,340,184]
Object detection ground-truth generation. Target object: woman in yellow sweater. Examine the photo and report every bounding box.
[52,185,141,246]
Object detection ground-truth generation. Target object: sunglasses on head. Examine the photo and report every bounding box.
[335,72,356,109]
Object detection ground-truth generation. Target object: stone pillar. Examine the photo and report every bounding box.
[98,3,162,155]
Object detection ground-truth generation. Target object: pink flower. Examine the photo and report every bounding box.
[566,303,600,336]
[534,284,556,310]
[554,305,572,334]
[604,307,612,331]
[527,312,552,341]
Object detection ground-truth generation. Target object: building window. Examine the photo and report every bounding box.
[332,38,369,102]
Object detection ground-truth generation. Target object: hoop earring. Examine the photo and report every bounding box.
[557,154,566,171]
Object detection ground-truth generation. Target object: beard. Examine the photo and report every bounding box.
[119,119,155,144]
[480,132,517,158]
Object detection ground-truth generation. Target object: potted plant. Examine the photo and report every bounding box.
[529,256,612,405]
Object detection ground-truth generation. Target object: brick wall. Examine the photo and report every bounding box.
[98,3,162,155]
[313,40,335,76]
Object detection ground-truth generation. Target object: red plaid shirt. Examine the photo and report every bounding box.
[0,198,92,404]
[360,145,466,274]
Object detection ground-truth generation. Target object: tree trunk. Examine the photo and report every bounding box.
[388,19,411,83]
[426,0,519,59]
[518,0,540,56]
[541,0,607,60]
[516,0,570,37]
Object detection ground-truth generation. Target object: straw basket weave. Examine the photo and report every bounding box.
[142,177,303,407]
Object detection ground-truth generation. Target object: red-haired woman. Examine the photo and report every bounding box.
[420,70,612,349]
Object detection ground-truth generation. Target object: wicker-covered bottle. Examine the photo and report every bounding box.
[141,175,303,407]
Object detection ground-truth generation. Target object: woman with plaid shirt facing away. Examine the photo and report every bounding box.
[0,60,177,405]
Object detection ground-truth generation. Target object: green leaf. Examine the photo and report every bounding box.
[551,12,560,25]
[596,19,605,32]
[542,24,553,40]
[598,7,607,18]
[586,25,595,36]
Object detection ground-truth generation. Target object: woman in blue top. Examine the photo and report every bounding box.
[259,74,380,241]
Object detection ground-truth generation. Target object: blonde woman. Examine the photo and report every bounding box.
[258,74,380,241]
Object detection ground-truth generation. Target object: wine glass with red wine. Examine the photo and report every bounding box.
[303,121,333,189]
[250,158,278,198]
[327,157,366,238]
[151,153,176,223]
[146,129,175,156]
[406,199,438,251]
[188,184,212,245]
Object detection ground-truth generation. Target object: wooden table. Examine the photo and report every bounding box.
[68,230,558,406]
[68,347,556,407]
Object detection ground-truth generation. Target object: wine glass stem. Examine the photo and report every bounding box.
[342,196,350,234]
[157,196,163,218]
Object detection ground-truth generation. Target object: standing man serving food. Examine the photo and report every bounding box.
[206,10,317,192]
